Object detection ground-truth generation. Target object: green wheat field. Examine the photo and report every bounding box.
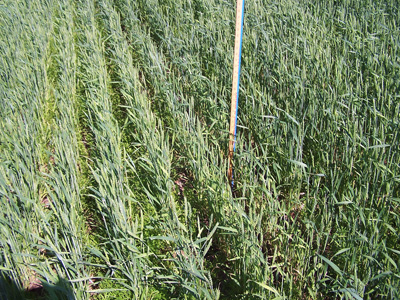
[1,0,399,299]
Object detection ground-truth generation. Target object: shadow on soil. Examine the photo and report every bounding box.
[0,273,74,300]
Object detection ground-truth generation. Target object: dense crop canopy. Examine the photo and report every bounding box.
[0,0,399,299]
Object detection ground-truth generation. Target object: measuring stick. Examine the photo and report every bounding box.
[228,0,245,183]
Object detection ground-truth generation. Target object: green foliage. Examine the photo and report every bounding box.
[0,0,399,299]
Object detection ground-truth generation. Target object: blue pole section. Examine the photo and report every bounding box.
[233,0,244,152]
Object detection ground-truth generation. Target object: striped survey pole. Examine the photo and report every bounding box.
[228,0,245,184]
